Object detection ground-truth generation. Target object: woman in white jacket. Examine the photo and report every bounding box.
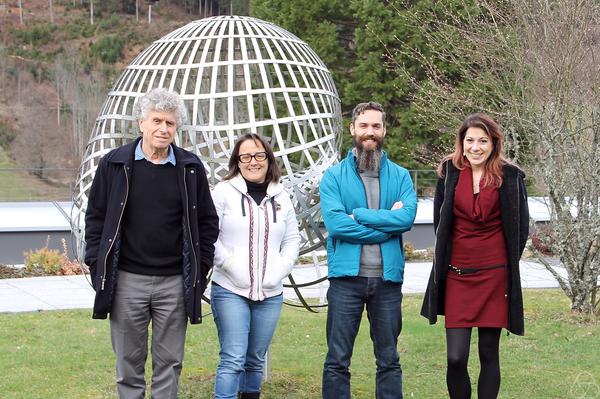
[210,133,301,399]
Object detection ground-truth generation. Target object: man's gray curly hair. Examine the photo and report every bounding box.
[132,88,188,130]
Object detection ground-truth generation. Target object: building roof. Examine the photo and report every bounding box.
[414,197,549,224]
[0,202,72,232]
[0,198,550,233]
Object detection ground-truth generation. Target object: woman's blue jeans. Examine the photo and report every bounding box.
[322,276,404,399]
[211,283,283,399]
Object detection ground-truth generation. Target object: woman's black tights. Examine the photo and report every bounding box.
[446,327,501,399]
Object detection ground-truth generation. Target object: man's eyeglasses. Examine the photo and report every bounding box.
[238,152,268,163]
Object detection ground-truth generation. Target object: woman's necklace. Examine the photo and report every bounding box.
[472,171,483,194]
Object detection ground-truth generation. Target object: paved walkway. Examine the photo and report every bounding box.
[0,260,568,313]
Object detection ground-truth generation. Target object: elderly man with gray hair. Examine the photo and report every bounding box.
[85,88,219,398]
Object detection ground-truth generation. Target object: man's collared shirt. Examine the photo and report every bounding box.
[135,140,176,165]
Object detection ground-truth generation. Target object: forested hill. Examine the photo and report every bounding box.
[1,0,514,176]
[1,0,463,175]
[0,0,245,175]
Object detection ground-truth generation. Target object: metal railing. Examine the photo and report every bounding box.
[409,169,438,197]
[0,168,438,202]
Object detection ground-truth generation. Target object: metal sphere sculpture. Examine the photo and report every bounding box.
[71,15,342,309]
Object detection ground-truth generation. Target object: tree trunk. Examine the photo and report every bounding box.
[49,0,54,24]
[17,70,21,105]
[18,0,23,25]
[90,0,94,25]
[56,90,60,126]
[571,283,593,313]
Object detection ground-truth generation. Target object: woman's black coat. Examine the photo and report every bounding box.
[420,160,529,335]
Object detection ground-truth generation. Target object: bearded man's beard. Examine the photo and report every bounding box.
[353,135,384,172]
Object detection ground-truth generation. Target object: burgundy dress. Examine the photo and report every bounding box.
[444,167,508,329]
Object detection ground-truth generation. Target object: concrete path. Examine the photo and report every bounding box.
[0,260,569,314]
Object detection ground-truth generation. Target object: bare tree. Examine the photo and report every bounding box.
[516,0,600,313]
[90,0,94,25]
[10,70,62,177]
[0,48,107,179]
[48,0,54,24]
[18,0,23,25]
[0,46,6,96]
[51,57,106,165]
[388,0,600,313]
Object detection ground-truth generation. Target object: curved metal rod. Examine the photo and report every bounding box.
[284,273,328,313]
[283,275,328,288]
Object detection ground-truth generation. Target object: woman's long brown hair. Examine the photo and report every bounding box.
[437,113,509,188]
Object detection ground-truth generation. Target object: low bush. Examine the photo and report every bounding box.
[530,223,555,256]
[65,18,96,39]
[13,25,56,46]
[404,242,433,261]
[0,264,25,279]
[22,237,87,277]
[97,14,120,31]
[23,242,63,275]
[91,35,125,64]
[0,120,16,150]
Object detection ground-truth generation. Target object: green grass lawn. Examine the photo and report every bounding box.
[0,147,72,201]
[0,289,598,398]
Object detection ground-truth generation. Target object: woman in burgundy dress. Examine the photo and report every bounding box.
[421,113,529,399]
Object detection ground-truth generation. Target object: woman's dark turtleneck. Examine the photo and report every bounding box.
[244,177,269,204]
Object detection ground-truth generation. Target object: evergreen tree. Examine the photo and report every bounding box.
[251,0,482,168]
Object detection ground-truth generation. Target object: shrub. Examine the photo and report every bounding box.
[404,241,416,259]
[0,120,16,150]
[91,35,125,64]
[58,239,87,276]
[530,223,555,256]
[23,237,87,276]
[98,14,120,31]
[404,242,434,261]
[11,46,47,62]
[65,18,96,39]
[0,264,26,279]
[23,238,63,275]
[13,25,56,46]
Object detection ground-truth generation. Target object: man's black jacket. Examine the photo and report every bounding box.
[84,137,219,324]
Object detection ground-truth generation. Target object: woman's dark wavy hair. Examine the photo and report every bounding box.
[224,133,281,183]
[438,112,512,188]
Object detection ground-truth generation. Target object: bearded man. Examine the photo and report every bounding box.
[320,101,417,399]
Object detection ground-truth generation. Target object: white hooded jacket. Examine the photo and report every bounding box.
[211,174,301,300]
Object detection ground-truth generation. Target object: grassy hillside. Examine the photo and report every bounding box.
[1,1,200,65]
[0,1,208,200]
[0,147,73,201]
